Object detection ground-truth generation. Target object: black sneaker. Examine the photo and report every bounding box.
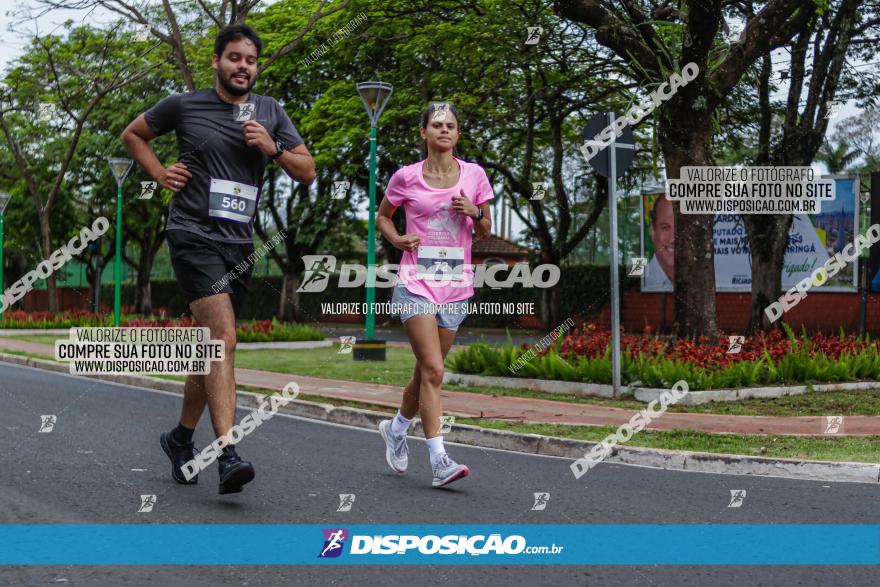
[160,431,198,485]
[218,452,255,495]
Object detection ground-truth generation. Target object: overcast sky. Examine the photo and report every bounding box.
[1,2,106,72]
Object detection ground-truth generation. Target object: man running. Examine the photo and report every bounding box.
[121,24,316,494]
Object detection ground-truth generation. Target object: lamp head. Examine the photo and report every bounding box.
[108,157,134,187]
[356,81,393,127]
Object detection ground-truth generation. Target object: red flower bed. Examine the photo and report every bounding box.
[556,322,877,369]
[1,309,104,323]
[237,320,274,334]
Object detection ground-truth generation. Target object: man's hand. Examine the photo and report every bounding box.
[157,162,191,193]
[393,234,421,252]
[452,189,479,218]
[242,120,276,155]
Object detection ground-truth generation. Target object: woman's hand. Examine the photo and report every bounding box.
[452,189,479,218]
[393,234,421,252]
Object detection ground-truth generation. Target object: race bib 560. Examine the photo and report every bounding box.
[208,178,258,223]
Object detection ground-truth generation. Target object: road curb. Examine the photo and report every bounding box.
[3,352,878,485]
[444,371,618,398]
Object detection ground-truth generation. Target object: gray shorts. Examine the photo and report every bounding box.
[390,285,469,331]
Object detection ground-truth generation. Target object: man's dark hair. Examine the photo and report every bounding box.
[215,24,263,58]
[650,194,670,226]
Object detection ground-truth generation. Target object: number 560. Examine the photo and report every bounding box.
[222,196,246,211]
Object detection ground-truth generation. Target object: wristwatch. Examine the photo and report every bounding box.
[269,139,286,160]
[474,207,484,221]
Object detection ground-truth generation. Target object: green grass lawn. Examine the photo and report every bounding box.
[3,334,62,345]
[459,420,880,463]
[4,333,880,417]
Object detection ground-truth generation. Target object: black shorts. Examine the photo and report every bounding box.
[166,229,255,318]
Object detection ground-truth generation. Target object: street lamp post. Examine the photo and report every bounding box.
[582,112,635,398]
[0,193,10,319]
[108,157,133,326]
[92,238,103,313]
[354,81,393,361]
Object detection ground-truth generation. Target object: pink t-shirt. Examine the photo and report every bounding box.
[384,157,495,304]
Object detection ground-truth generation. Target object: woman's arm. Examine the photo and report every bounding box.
[472,202,491,239]
[452,190,492,239]
[377,197,420,252]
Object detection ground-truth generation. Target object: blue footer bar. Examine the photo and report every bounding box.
[1,525,878,565]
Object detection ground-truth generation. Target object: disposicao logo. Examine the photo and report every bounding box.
[319,528,348,558]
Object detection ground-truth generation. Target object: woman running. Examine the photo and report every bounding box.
[376,102,493,487]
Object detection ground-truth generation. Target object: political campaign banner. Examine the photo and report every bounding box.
[640,176,859,292]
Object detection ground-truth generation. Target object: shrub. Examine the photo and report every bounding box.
[445,323,880,390]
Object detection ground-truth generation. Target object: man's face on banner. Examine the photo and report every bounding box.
[650,196,674,280]
[213,37,259,96]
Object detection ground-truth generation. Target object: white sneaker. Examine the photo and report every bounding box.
[432,453,470,487]
[379,420,408,473]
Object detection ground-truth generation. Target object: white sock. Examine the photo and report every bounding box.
[426,436,446,463]
[390,411,412,437]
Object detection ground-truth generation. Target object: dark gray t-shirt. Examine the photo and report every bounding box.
[145,88,303,243]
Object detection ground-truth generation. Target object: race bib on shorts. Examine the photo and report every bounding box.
[208,178,258,223]
[416,245,464,281]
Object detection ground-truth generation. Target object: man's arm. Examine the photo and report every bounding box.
[241,120,316,185]
[275,143,316,185]
[120,114,191,192]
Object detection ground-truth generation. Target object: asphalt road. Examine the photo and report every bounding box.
[1,362,877,586]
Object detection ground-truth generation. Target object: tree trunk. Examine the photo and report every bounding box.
[86,239,111,313]
[660,118,719,340]
[742,215,793,331]
[133,239,161,316]
[135,260,153,315]
[539,285,562,331]
[279,271,302,322]
[39,217,58,314]
[538,250,562,329]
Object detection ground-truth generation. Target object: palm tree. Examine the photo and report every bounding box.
[816,139,862,174]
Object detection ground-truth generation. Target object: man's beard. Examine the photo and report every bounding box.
[218,69,256,96]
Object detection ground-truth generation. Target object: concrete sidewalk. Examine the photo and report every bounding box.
[3,337,878,436]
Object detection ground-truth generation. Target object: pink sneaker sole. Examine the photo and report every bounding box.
[433,465,470,487]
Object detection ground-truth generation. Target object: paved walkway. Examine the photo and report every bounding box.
[3,337,878,436]
[0,325,540,346]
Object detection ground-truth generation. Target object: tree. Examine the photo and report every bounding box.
[556,0,818,338]
[816,138,861,174]
[833,107,880,172]
[79,62,181,315]
[250,2,374,321]
[0,24,160,313]
[443,3,626,327]
[36,0,350,91]
[306,0,636,327]
[31,0,350,320]
[742,0,877,332]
